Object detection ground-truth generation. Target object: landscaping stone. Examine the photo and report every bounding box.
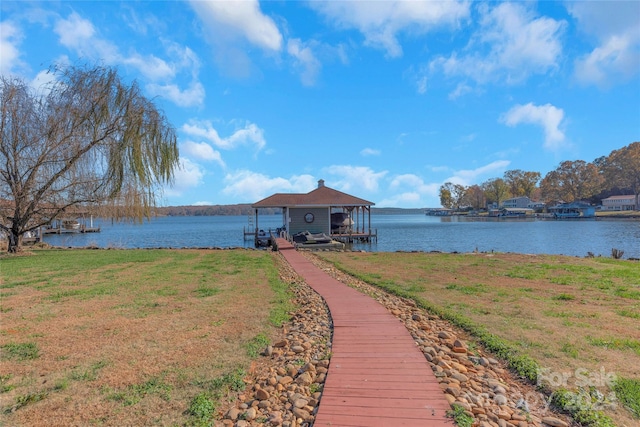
[542,417,569,427]
[255,388,270,401]
[216,252,574,427]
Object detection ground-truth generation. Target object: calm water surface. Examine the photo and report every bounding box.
[41,214,640,258]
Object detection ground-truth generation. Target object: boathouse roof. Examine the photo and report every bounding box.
[252,180,374,208]
[551,201,593,209]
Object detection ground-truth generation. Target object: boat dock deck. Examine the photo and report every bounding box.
[330,229,377,243]
[275,238,451,426]
[245,228,377,248]
[42,226,101,234]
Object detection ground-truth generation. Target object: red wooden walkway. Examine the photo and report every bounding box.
[276,239,452,427]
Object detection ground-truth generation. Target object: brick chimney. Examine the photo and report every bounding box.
[318,179,325,188]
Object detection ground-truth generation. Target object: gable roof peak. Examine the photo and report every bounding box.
[252,181,374,208]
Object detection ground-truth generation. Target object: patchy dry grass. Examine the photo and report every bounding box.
[0,248,291,426]
[316,251,640,426]
[2,247,638,426]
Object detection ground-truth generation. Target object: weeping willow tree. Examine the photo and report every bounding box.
[0,64,179,253]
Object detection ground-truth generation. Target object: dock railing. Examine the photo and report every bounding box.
[243,226,257,240]
[330,227,377,243]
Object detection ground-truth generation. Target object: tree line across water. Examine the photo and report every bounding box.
[439,142,640,210]
[155,205,280,216]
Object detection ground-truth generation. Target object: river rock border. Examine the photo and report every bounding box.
[216,251,573,427]
[216,252,332,427]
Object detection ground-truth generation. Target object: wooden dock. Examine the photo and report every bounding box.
[243,226,257,240]
[41,225,100,234]
[330,229,377,243]
[276,238,451,426]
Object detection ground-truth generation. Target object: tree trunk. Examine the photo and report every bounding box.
[7,231,21,253]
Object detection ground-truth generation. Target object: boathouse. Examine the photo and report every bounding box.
[548,201,596,218]
[251,180,376,244]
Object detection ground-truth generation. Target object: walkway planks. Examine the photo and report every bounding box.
[275,238,452,427]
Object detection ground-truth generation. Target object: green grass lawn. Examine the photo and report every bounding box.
[0,248,292,426]
[316,251,640,426]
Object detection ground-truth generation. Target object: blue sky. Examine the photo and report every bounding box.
[2,1,639,208]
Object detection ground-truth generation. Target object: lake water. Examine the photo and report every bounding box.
[40,214,640,259]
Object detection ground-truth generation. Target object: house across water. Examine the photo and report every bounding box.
[251,180,376,248]
[601,195,638,211]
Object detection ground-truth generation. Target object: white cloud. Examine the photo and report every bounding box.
[449,160,511,185]
[324,165,387,193]
[381,174,440,207]
[121,6,163,37]
[574,36,639,87]
[428,165,451,173]
[389,174,440,194]
[167,44,202,79]
[54,13,170,80]
[309,1,469,58]
[30,68,58,94]
[382,167,520,207]
[569,1,640,87]
[569,1,639,36]
[287,38,321,86]
[52,13,120,65]
[51,12,204,107]
[360,148,381,156]
[479,3,564,79]
[181,141,225,167]
[404,64,429,94]
[431,2,565,86]
[415,75,428,94]
[378,192,422,207]
[164,157,205,197]
[500,103,566,151]
[286,37,352,86]
[123,53,175,81]
[146,81,205,107]
[189,0,282,52]
[182,120,266,151]
[448,82,474,100]
[0,20,24,75]
[189,0,282,78]
[54,12,95,49]
[390,174,425,189]
[144,44,204,106]
[222,171,315,202]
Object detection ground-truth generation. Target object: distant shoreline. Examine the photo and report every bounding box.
[153,204,639,219]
